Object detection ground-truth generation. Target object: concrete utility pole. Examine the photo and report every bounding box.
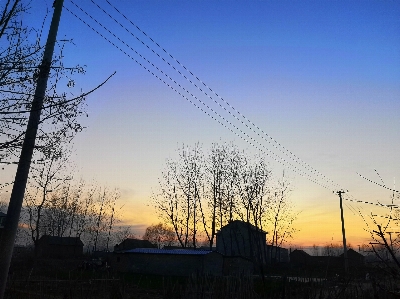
[337,190,349,277]
[0,1,64,297]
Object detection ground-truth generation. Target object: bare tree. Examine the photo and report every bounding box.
[312,244,320,256]
[266,173,299,255]
[321,243,343,257]
[0,0,114,184]
[0,8,87,167]
[143,223,176,249]
[200,142,243,250]
[24,143,72,255]
[86,187,121,252]
[154,142,300,256]
[154,144,203,248]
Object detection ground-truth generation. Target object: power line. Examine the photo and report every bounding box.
[371,214,399,221]
[343,196,398,209]
[357,172,400,193]
[63,1,400,237]
[64,3,334,191]
[67,1,396,215]
[99,0,342,190]
[65,1,330,190]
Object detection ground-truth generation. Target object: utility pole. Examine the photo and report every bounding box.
[0,1,64,298]
[337,190,349,277]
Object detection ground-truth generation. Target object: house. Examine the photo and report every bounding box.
[290,249,311,266]
[36,235,83,258]
[114,238,155,252]
[216,220,268,263]
[111,248,224,276]
[339,248,365,267]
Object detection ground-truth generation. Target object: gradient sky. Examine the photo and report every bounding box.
[19,0,400,247]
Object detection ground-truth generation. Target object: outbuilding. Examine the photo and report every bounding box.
[111,248,224,276]
[216,220,268,264]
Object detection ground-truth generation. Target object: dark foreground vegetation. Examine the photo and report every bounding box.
[4,253,400,299]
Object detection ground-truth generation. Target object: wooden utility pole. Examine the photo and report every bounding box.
[0,1,64,298]
[337,190,349,276]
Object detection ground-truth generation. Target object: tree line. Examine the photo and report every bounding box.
[0,0,124,257]
[152,142,300,250]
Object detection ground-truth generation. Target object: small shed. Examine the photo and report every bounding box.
[111,248,224,276]
[36,235,83,258]
[114,238,155,252]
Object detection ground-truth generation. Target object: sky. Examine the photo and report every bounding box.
[16,0,400,247]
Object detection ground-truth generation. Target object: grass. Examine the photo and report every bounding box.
[5,256,400,299]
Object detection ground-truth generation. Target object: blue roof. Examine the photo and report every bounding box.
[119,248,213,255]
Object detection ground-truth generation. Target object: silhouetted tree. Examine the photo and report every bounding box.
[200,142,243,250]
[153,142,300,252]
[154,144,203,248]
[143,223,176,249]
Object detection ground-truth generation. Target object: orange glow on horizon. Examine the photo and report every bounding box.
[121,195,374,247]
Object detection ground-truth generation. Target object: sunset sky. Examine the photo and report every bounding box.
[19,0,400,247]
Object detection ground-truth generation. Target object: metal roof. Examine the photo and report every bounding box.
[119,248,213,255]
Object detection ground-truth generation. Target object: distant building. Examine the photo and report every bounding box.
[266,245,289,263]
[36,235,83,258]
[290,248,365,273]
[216,220,268,263]
[114,238,155,252]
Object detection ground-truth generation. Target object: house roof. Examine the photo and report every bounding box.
[290,249,310,256]
[339,248,364,258]
[217,220,268,234]
[38,235,84,246]
[118,248,214,255]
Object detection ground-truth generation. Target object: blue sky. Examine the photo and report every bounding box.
[21,0,400,245]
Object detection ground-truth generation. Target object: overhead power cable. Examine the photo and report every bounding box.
[343,197,398,209]
[357,172,400,193]
[99,0,341,190]
[64,3,333,191]
[65,1,396,215]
